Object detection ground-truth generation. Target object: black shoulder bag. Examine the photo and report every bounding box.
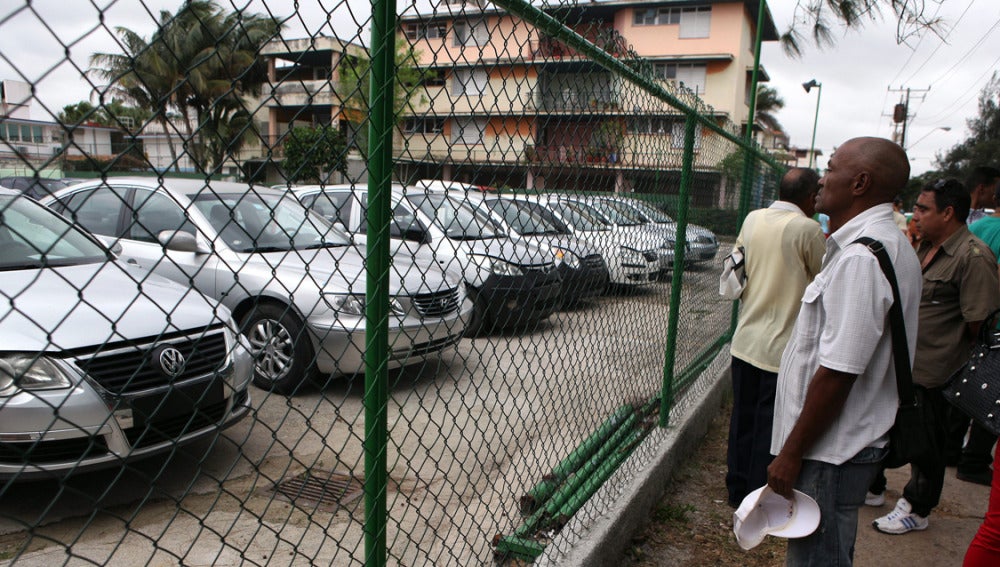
[854,237,936,469]
[942,308,1000,437]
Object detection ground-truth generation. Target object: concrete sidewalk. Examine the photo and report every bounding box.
[856,464,990,562]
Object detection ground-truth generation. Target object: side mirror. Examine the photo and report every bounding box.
[108,241,123,258]
[158,230,205,253]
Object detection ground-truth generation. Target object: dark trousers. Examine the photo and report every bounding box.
[870,385,949,517]
[726,357,777,505]
[945,405,997,472]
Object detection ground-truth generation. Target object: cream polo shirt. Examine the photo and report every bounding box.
[730,202,825,372]
[771,204,922,465]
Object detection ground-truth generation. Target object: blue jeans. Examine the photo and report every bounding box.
[787,447,887,567]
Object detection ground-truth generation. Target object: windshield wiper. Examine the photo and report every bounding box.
[250,246,294,253]
[301,241,347,249]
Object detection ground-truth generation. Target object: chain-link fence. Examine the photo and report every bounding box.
[0,0,785,564]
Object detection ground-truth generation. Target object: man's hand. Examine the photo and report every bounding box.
[767,452,802,499]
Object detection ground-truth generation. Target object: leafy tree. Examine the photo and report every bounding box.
[60,99,153,132]
[782,0,943,56]
[281,126,349,183]
[90,0,281,172]
[337,42,429,155]
[935,73,1000,179]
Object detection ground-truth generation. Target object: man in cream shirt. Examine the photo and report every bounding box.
[725,167,825,507]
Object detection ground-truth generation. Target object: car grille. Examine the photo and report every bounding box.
[583,254,606,269]
[0,436,110,464]
[411,288,461,318]
[74,327,230,395]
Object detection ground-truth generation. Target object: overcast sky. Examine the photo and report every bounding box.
[0,1,994,177]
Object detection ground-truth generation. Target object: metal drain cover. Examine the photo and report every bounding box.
[272,471,364,512]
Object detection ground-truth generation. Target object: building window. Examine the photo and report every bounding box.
[403,118,445,134]
[421,71,446,88]
[452,69,489,96]
[653,63,706,94]
[404,22,447,40]
[31,125,42,143]
[627,117,670,135]
[451,118,486,145]
[633,6,709,38]
[670,121,702,149]
[679,7,711,38]
[453,19,488,47]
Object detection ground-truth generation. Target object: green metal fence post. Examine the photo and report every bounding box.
[729,0,768,338]
[364,0,396,563]
[659,114,697,427]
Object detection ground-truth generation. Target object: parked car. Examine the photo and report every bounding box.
[0,176,70,200]
[524,195,660,286]
[550,195,677,276]
[467,193,610,304]
[0,189,252,479]
[43,179,470,395]
[598,196,719,264]
[293,183,562,335]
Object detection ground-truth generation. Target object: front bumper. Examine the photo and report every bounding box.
[310,299,471,376]
[473,269,563,329]
[557,256,610,303]
[0,343,253,481]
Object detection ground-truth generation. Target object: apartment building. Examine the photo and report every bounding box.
[396,0,778,200]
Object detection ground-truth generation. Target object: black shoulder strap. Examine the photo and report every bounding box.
[852,237,915,408]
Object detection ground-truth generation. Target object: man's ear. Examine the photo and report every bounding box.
[942,205,956,221]
[851,172,871,196]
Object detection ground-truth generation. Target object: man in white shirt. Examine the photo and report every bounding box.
[768,137,922,566]
[726,168,825,507]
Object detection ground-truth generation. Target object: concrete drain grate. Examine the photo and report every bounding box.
[272,471,364,512]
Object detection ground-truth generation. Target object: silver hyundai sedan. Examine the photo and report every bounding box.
[44,179,470,395]
[0,189,252,479]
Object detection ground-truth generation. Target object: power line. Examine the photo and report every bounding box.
[897,0,977,86]
[925,14,1000,88]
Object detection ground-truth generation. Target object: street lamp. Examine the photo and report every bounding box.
[906,126,952,151]
[802,79,822,169]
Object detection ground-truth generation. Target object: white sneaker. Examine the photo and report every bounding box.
[865,491,885,507]
[873,498,928,534]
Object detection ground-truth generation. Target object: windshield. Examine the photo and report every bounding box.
[589,200,644,226]
[408,193,504,240]
[553,201,610,231]
[484,199,564,236]
[0,194,108,270]
[519,201,572,233]
[190,191,350,253]
[628,200,674,223]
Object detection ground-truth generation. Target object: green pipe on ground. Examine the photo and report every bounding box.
[553,428,648,527]
[519,404,634,515]
[492,535,547,562]
[535,413,640,521]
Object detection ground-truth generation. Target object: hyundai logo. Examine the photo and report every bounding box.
[156,346,186,378]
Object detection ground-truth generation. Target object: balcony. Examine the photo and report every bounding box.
[267,80,341,107]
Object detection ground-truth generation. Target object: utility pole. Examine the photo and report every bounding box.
[886,86,930,149]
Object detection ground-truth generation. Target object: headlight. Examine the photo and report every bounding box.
[620,246,643,263]
[553,247,581,269]
[469,254,524,276]
[321,294,406,316]
[0,355,73,397]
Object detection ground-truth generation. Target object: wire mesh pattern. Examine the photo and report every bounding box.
[0,0,784,564]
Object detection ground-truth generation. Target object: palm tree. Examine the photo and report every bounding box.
[90,1,281,172]
[781,0,942,56]
[755,85,784,133]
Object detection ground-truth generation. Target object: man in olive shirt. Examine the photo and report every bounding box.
[873,178,1000,535]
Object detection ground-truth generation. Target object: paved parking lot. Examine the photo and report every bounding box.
[0,257,728,565]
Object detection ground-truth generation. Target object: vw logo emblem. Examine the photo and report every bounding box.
[156,346,186,378]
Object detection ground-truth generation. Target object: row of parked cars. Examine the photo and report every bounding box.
[0,176,717,480]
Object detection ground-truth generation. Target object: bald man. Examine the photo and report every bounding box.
[766,137,922,566]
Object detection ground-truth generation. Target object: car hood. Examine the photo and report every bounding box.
[515,233,600,258]
[0,261,228,352]
[252,244,456,296]
[458,236,552,267]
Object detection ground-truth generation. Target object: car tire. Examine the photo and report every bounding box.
[241,303,315,395]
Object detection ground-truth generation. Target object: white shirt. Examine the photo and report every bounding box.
[771,203,922,464]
